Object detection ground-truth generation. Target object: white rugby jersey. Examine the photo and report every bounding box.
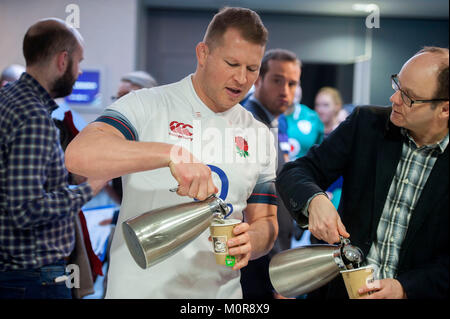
[100,75,276,298]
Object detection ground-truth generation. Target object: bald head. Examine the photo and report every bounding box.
[412,47,449,101]
[23,18,83,67]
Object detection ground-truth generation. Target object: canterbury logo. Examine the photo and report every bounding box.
[169,121,193,140]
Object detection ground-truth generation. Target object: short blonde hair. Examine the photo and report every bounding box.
[316,86,343,109]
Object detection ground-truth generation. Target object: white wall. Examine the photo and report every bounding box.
[0,0,138,123]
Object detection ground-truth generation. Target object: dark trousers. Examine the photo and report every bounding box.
[240,254,274,299]
[0,261,72,299]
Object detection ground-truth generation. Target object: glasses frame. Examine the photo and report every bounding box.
[391,74,448,108]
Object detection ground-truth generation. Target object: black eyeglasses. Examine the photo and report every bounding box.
[391,74,448,108]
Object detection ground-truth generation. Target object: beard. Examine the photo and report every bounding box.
[50,58,77,98]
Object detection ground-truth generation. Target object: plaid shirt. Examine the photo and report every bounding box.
[0,73,93,271]
[366,129,449,279]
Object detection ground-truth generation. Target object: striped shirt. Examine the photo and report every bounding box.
[366,129,449,279]
[0,73,93,271]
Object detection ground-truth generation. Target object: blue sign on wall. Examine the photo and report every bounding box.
[65,70,101,106]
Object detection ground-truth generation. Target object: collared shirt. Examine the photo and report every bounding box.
[366,130,449,279]
[0,73,93,271]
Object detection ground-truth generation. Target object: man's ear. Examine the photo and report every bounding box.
[195,42,209,68]
[254,75,262,89]
[439,101,449,121]
[55,51,69,73]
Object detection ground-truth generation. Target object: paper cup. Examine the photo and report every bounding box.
[341,265,376,299]
[209,218,242,267]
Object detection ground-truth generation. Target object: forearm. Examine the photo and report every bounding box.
[248,212,278,260]
[249,217,278,260]
[65,122,174,179]
[276,157,325,216]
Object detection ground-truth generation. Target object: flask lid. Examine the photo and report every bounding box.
[209,194,230,221]
[339,236,364,269]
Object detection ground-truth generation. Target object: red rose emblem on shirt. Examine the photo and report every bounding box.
[235,136,249,158]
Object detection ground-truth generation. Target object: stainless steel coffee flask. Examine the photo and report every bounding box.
[122,195,229,269]
[269,237,363,297]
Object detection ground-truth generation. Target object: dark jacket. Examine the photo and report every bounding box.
[244,98,293,254]
[276,106,448,299]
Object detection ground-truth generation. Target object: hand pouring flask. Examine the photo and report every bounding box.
[269,236,363,297]
[122,194,229,269]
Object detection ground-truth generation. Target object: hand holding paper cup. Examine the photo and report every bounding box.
[209,218,242,267]
[341,265,377,299]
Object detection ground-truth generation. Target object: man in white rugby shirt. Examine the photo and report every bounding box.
[65,7,279,298]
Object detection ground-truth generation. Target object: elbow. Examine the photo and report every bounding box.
[65,141,88,176]
[275,165,290,194]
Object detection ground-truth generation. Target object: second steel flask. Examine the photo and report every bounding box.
[269,237,363,297]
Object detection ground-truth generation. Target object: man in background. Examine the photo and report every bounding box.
[0,18,105,299]
[114,70,157,100]
[241,48,300,299]
[107,70,158,205]
[0,64,25,87]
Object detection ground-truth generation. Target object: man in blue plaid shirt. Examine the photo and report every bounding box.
[0,18,104,299]
[277,47,448,299]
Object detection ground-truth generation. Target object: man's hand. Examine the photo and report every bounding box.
[358,278,407,299]
[227,222,251,271]
[308,194,349,244]
[168,148,218,200]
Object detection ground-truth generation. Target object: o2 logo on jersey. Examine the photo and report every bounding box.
[169,121,193,140]
[208,164,233,218]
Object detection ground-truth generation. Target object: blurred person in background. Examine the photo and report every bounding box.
[113,70,157,101]
[315,86,345,137]
[0,64,25,87]
[285,85,324,161]
[0,18,105,299]
[314,87,345,209]
[277,112,290,163]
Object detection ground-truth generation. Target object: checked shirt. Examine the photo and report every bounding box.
[366,129,448,279]
[0,73,92,271]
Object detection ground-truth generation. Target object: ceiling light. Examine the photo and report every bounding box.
[352,3,379,12]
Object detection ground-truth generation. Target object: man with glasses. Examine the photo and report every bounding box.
[277,46,448,299]
[391,74,448,108]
